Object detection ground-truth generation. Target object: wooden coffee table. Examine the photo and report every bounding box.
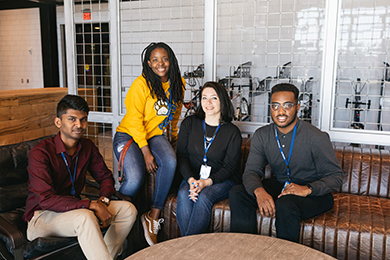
[126,233,336,259]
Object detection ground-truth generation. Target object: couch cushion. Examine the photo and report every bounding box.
[0,137,48,187]
[0,136,53,213]
[300,193,390,260]
[0,183,29,212]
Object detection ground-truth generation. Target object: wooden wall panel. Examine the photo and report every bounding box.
[0,88,96,146]
[0,88,67,146]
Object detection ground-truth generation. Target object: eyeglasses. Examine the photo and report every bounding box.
[270,102,298,111]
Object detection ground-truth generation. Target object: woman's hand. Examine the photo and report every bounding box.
[188,177,198,202]
[187,178,212,202]
[141,145,158,173]
[196,179,212,192]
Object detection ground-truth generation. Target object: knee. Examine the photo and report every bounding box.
[229,185,244,203]
[158,145,177,169]
[73,209,99,230]
[119,178,142,197]
[177,185,189,201]
[120,201,138,224]
[275,196,300,218]
[164,154,177,170]
[195,195,213,210]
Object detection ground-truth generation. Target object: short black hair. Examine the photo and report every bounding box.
[271,83,299,102]
[57,94,90,118]
[194,81,234,123]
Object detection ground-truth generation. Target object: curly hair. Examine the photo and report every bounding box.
[141,42,184,104]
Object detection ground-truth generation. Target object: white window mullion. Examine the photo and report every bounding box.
[109,0,122,132]
[64,0,77,95]
[204,0,217,81]
[320,0,341,133]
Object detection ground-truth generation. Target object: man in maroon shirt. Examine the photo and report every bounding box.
[23,94,137,260]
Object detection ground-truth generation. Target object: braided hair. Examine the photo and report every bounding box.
[141,42,184,104]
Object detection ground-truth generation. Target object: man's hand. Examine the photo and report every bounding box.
[278,183,312,198]
[141,146,158,174]
[254,187,275,218]
[89,199,112,228]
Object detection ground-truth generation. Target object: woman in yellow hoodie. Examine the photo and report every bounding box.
[113,42,185,246]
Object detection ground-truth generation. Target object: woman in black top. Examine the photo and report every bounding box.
[176,81,242,236]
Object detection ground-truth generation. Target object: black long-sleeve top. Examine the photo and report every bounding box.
[177,116,242,184]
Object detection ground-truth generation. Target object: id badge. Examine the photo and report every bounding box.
[200,165,211,179]
[281,180,291,193]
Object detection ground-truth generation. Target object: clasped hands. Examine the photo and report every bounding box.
[255,183,312,218]
[89,197,112,228]
[187,177,212,202]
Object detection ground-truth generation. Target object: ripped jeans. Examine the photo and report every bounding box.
[113,132,176,209]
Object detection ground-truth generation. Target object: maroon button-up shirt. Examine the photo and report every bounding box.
[23,133,115,222]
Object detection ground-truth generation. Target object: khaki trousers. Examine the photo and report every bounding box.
[27,201,137,260]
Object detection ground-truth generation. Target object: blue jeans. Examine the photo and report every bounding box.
[113,132,176,210]
[176,178,235,236]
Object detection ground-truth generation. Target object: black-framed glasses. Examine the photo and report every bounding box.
[270,102,298,111]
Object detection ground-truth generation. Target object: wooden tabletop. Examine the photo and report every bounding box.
[126,233,336,260]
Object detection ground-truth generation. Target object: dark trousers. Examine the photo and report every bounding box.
[229,178,334,242]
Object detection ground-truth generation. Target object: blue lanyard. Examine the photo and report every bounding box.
[61,152,78,196]
[274,123,297,181]
[203,120,221,164]
[159,82,177,130]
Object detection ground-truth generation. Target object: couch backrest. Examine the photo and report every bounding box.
[334,146,390,198]
[0,136,52,212]
[241,140,390,199]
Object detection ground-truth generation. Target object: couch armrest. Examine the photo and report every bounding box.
[0,215,24,255]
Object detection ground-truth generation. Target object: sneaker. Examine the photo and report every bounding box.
[141,211,164,246]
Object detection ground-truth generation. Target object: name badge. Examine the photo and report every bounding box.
[200,165,211,179]
[281,180,291,193]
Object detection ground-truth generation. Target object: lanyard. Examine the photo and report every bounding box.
[159,82,177,130]
[274,123,297,181]
[61,152,78,196]
[203,120,221,164]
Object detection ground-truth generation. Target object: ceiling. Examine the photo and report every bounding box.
[0,0,63,6]
[0,0,111,10]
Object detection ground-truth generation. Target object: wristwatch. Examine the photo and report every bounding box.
[100,197,110,206]
[307,184,313,193]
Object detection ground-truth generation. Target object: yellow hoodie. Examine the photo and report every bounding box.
[116,75,185,148]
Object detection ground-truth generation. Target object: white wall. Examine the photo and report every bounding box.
[119,0,205,114]
[0,8,43,90]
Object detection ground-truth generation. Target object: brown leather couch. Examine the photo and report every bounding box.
[140,138,390,260]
